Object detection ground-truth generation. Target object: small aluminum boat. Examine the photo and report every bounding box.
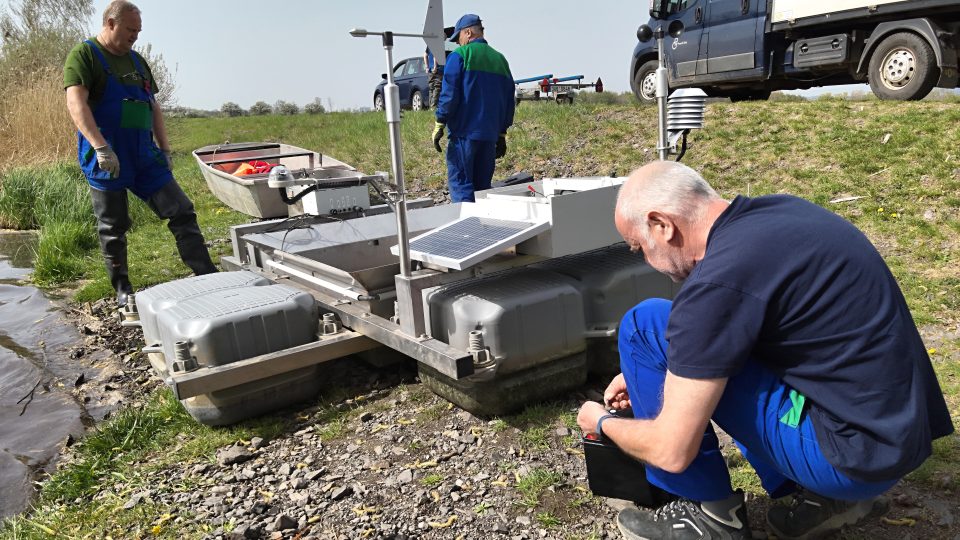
[193,142,358,218]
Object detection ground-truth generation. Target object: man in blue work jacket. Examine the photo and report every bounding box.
[432,14,515,203]
[64,1,217,307]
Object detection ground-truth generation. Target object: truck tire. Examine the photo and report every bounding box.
[868,32,938,101]
[632,60,659,103]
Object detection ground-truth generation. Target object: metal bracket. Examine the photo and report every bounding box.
[167,331,379,400]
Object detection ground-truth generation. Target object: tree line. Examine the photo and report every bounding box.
[217,97,327,118]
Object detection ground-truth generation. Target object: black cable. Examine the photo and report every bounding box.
[278,185,319,205]
[675,131,689,162]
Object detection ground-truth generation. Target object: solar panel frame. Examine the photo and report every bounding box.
[395,216,551,270]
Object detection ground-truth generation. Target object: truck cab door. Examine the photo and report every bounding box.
[701,0,763,76]
[661,0,707,82]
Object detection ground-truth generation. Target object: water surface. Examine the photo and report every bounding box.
[0,232,90,518]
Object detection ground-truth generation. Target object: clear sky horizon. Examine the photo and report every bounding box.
[74,0,656,111]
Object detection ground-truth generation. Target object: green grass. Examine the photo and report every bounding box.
[420,473,444,486]
[416,403,448,422]
[489,418,509,432]
[725,447,765,496]
[32,220,97,285]
[535,511,562,527]
[311,404,350,441]
[2,101,957,327]
[0,164,100,285]
[407,440,424,452]
[516,467,564,508]
[502,402,571,451]
[473,501,493,515]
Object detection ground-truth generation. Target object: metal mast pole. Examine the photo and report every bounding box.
[655,28,669,161]
[380,31,412,278]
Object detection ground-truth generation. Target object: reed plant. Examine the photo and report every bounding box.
[0,66,76,171]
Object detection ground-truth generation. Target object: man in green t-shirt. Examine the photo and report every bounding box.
[64,0,217,308]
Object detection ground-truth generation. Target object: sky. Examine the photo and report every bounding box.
[77,0,655,111]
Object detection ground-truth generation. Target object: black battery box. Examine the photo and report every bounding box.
[582,433,675,507]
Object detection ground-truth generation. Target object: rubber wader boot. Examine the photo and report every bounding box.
[107,257,134,308]
[89,187,134,308]
[147,181,218,275]
[173,228,218,276]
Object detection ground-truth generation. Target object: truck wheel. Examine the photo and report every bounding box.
[374,93,384,111]
[632,60,659,103]
[868,32,938,100]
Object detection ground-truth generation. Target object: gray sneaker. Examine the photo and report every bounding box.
[766,489,877,539]
[617,497,750,540]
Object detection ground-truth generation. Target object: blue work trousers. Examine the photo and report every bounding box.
[446,137,495,203]
[620,299,897,502]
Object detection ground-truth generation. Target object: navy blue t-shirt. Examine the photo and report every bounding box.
[666,194,953,482]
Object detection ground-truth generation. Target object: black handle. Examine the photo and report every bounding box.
[695,6,702,23]
[741,0,749,14]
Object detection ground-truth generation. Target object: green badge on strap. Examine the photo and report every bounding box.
[120,99,153,130]
[779,389,806,428]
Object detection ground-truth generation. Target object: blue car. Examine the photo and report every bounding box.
[373,56,431,111]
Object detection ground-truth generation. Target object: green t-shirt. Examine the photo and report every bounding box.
[63,37,158,109]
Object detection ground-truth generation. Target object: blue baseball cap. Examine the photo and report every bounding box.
[449,13,481,42]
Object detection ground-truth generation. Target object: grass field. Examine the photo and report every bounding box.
[0,97,958,538]
[2,98,957,324]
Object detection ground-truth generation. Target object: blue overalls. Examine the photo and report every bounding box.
[619,299,897,502]
[77,40,217,303]
[446,138,496,203]
[77,39,171,198]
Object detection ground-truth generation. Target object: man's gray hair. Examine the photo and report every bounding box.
[103,1,140,26]
[616,161,721,230]
[465,24,484,37]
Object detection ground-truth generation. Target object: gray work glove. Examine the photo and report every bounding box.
[94,144,120,178]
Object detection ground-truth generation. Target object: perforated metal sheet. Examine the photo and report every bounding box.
[398,216,550,270]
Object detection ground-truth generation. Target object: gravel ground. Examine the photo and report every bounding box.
[56,289,959,540]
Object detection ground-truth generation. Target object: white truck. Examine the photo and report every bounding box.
[630,0,960,101]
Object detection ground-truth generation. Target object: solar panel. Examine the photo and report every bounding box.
[395,216,550,270]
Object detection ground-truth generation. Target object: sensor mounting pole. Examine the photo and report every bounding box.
[655,27,669,161]
[349,27,439,278]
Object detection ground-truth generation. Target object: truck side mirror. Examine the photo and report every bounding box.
[381,73,387,80]
[637,24,653,43]
[668,20,685,38]
[649,0,667,19]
